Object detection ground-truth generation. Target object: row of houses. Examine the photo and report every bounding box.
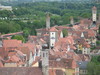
[0,6,99,75]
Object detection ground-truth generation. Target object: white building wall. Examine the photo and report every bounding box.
[50,32,56,47]
[60,31,63,38]
[83,48,90,54]
[93,14,97,21]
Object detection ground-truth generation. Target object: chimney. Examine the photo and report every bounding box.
[46,12,50,29]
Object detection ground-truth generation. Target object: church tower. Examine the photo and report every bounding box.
[70,16,74,26]
[49,27,58,49]
[92,6,97,24]
[41,44,49,75]
[90,6,97,28]
[46,12,50,29]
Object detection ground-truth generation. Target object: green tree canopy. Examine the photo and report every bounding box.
[62,29,68,37]
[11,35,25,42]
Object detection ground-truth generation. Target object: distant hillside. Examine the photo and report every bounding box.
[0,0,98,3]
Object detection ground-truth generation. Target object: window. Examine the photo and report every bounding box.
[46,53,48,57]
[43,53,45,57]
[52,44,54,46]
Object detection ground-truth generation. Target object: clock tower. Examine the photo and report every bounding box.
[49,27,58,49]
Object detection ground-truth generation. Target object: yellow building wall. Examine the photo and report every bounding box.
[4,63,17,67]
[32,62,39,67]
[66,69,75,75]
[49,68,75,75]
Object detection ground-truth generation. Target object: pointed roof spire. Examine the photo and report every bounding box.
[81,32,84,38]
[67,44,70,52]
[92,6,97,10]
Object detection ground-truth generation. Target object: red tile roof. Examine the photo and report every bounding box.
[0,67,43,75]
[0,32,23,38]
[49,55,78,69]
[49,69,56,75]
[0,47,8,58]
[22,43,35,54]
[78,54,91,61]
[2,40,22,48]
[49,27,58,32]
[0,61,3,67]
[92,6,97,10]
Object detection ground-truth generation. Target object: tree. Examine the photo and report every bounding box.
[11,35,25,42]
[87,56,100,75]
[62,29,68,37]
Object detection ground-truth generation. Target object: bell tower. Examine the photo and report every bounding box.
[46,12,50,29]
[41,44,49,75]
[92,6,97,24]
[70,16,74,26]
[49,27,58,49]
[90,6,97,28]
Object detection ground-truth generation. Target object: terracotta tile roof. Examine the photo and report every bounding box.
[67,51,82,61]
[0,47,8,59]
[78,54,91,61]
[54,36,76,52]
[49,27,58,32]
[79,19,92,26]
[91,27,98,30]
[83,42,90,48]
[73,25,81,30]
[49,55,78,69]
[55,26,69,31]
[22,43,35,54]
[0,67,43,75]
[49,69,56,75]
[36,28,49,36]
[85,29,95,38]
[17,47,30,60]
[0,32,23,38]
[0,61,3,67]
[2,40,22,48]
[92,6,97,10]
[6,50,26,65]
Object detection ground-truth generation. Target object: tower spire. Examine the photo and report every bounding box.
[46,12,50,29]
